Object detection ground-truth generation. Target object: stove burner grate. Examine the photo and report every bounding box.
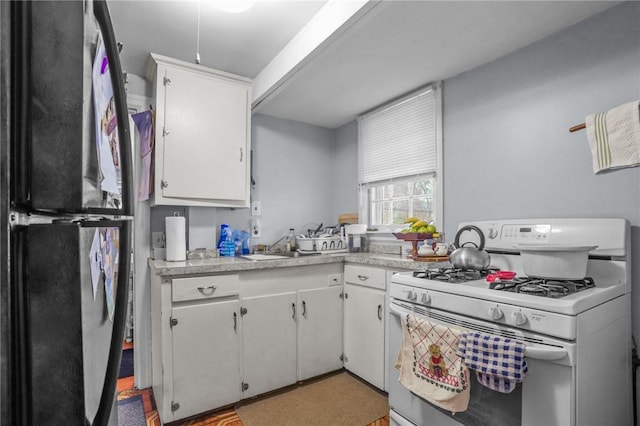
[412,267,597,298]
[490,277,595,298]
[413,267,498,284]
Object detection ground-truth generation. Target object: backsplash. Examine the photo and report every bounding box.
[369,243,403,256]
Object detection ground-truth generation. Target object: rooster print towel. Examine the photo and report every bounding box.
[396,315,470,413]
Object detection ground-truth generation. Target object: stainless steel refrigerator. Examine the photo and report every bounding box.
[1,1,134,425]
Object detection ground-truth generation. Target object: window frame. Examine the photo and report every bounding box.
[357,83,443,229]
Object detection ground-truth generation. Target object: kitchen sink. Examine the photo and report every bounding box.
[241,252,302,261]
[263,251,300,258]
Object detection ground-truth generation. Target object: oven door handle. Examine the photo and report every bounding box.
[523,346,567,361]
[389,303,568,361]
[389,303,404,317]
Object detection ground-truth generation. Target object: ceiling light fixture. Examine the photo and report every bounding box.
[211,0,256,13]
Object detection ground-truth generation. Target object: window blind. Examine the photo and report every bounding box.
[358,86,437,184]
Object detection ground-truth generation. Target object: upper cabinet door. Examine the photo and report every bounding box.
[149,54,252,207]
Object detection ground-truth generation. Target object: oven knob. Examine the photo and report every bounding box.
[407,290,417,301]
[487,227,499,239]
[512,311,528,326]
[489,306,503,320]
[420,292,431,304]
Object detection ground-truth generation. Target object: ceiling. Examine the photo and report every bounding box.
[109,1,619,129]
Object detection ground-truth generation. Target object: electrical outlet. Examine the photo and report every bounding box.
[251,219,261,238]
[251,201,261,216]
[152,232,165,248]
[327,273,343,286]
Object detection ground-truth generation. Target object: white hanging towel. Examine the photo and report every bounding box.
[585,100,640,174]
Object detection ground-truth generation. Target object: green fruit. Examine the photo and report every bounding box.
[425,224,437,234]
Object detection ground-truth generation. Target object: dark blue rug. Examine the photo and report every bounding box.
[118,348,133,379]
[117,394,145,426]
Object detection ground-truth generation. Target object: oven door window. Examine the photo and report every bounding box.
[433,375,522,426]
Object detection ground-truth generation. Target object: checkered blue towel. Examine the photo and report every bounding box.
[456,331,528,394]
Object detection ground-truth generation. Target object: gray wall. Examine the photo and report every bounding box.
[443,1,640,236]
[332,120,359,219]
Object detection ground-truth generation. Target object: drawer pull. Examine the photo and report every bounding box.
[357,274,369,281]
[378,304,382,321]
[197,285,217,295]
[302,300,307,317]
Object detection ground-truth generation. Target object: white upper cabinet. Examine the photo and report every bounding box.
[148,53,252,207]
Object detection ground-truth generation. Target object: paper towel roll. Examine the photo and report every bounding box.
[165,216,186,261]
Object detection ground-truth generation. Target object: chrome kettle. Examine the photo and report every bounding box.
[449,225,491,271]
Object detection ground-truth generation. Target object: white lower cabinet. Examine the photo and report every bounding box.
[239,264,344,399]
[150,262,406,421]
[241,292,298,398]
[171,300,241,419]
[343,264,387,390]
[149,273,241,423]
[343,282,386,390]
[298,286,344,380]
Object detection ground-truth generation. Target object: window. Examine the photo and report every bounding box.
[358,84,442,227]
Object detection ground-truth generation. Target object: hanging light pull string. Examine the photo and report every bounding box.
[195,0,201,64]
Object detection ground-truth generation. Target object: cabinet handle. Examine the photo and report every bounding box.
[197,285,217,296]
[233,312,237,332]
[302,300,307,317]
[292,302,296,319]
[240,147,243,162]
[357,275,369,281]
[378,304,382,321]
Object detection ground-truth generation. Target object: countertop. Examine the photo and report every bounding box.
[149,252,446,276]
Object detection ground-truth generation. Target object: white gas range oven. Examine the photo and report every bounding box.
[388,218,633,426]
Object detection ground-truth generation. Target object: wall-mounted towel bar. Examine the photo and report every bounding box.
[569,123,586,132]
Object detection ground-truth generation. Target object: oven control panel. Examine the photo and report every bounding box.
[459,218,627,254]
[500,223,551,241]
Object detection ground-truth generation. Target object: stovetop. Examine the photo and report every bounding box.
[412,267,596,299]
[392,265,628,316]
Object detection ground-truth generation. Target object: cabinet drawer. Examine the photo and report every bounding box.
[344,265,386,290]
[172,274,239,302]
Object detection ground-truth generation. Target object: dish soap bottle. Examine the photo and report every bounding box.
[288,228,296,252]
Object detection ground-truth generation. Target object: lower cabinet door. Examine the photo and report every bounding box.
[343,283,386,389]
[241,292,297,398]
[171,300,241,421]
[298,286,343,380]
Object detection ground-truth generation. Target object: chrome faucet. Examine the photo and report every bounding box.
[267,235,287,253]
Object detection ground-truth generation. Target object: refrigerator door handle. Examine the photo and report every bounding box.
[94,0,133,217]
[91,1,133,418]
[92,221,133,426]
